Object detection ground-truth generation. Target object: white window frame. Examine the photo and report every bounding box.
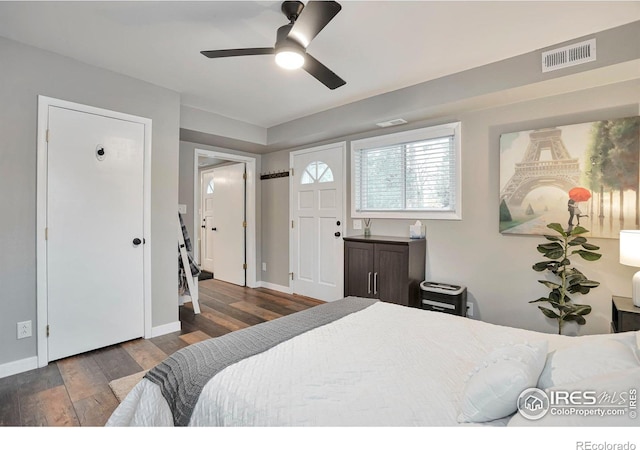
[350,122,462,220]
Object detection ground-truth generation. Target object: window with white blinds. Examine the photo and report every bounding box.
[351,122,461,220]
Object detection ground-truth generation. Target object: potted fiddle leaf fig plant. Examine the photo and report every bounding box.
[530,223,601,335]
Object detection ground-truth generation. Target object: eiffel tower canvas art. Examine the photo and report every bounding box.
[499,116,640,239]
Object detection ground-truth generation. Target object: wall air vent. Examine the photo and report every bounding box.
[376,118,407,128]
[542,38,596,73]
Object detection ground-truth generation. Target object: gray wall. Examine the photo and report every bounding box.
[178,141,197,244]
[181,105,266,146]
[0,37,180,366]
[261,79,640,335]
[260,150,291,285]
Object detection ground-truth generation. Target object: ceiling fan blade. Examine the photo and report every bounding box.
[288,1,342,48]
[201,48,275,58]
[303,53,345,90]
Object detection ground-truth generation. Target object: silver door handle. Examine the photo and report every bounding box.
[374,272,378,295]
[367,272,372,294]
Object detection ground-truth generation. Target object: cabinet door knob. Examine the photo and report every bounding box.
[368,272,372,294]
[132,238,142,246]
[334,232,341,237]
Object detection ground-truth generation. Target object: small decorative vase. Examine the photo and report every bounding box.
[364,226,371,237]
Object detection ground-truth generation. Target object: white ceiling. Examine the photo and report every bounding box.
[0,1,638,128]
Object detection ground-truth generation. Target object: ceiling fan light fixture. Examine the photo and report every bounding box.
[275,48,305,70]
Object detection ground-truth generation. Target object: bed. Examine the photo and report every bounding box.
[106,297,640,427]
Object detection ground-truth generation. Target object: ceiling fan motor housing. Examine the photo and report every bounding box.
[282,1,305,22]
[275,23,305,54]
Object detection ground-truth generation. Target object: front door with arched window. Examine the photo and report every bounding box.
[290,143,345,301]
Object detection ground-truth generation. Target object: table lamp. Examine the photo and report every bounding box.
[619,230,640,307]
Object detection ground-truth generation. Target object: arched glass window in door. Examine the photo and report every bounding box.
[301,161,334,184]
[206,179,215,194]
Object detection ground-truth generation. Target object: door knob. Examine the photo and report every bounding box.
[132,238,142,246]
[334,232,341,237]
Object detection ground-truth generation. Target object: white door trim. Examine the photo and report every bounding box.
[36,95,153,368]
[193,149,257,288]
[289,141,347,297]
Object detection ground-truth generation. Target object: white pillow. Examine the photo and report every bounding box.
[458,340,548,423]
[509,367,640,427]
[538,333,640,390]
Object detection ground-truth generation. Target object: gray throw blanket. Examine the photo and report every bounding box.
[145,297,378,426]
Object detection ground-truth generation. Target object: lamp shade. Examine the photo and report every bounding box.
[620,230,640,267]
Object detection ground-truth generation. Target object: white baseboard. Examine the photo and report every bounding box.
[0,356,38,379]
[151,321,181,338]
[258,281,293,295]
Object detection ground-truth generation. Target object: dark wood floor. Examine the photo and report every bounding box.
[0,279,322,426]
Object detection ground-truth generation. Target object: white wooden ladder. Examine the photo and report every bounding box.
[178,217,200,314]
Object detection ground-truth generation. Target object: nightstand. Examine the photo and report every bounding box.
[611,296,640,333]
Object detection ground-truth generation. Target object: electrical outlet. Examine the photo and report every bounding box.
[262,262,267,271]
[467,303,474,317]
[17,320,32,339]
[353,219,362,230]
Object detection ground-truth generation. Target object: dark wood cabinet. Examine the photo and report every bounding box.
[344,235,426,308]
[612,296,640,333]
[343,240,374,298]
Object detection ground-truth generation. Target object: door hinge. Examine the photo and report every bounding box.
[242,221,247,228]
[290,168,294,176]
[46,325,50,337]
[46,129,50,143]
[243,172,247,180]
[289,272,294,281]
[291,220,294,229]
[243,263,247,270]
[44,227,48,240]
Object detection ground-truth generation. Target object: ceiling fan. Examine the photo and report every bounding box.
[201,1,346,90]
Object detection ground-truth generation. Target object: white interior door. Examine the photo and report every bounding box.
[201,170,216,273]
[211,163,246,286]
[47,106,145,362]
[291,143,345,301]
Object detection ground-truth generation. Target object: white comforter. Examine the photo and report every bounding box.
[107,301,575,427]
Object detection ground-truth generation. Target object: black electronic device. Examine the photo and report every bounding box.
[420,281,468,317]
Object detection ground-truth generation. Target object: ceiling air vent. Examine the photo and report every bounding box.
[542,38,596,73]
[376,118,407,128]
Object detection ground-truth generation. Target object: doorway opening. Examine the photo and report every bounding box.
[193,149,257,288]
